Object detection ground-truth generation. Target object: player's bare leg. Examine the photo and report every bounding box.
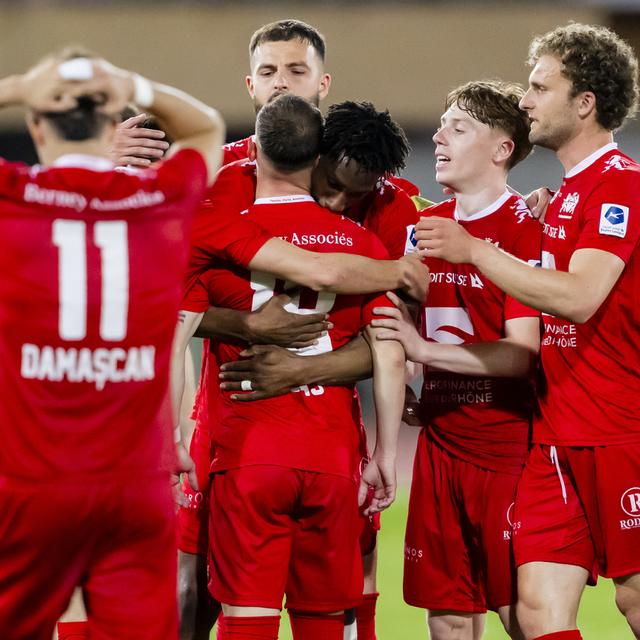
[516,561,587,638]
[496,605,525,640]
[178,551,219,640]
[613,572,640,638]
[427,610,484,640]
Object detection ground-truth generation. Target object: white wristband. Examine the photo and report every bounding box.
[174,424,182,444]
[133,74,154,108]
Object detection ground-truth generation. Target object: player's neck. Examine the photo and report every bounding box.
[453,180,508,219]
[255,166,313,200]
[556,126,613,175]
[38,140,112,167]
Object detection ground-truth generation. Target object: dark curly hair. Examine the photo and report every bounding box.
[528,23,639,131]
[446,80,532,169]
[321,101,410,177]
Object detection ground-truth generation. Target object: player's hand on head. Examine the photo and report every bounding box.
[398,253,430,303]
[171,441,198,508]
[415,216,475,264]
[109,113,169,167]
[370,291,424,362]
[358,453,397,515]
[219,344,304,401]
[524,186,553,222]
[247,294,331,347]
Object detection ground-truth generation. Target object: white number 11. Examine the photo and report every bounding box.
[53,219,129,341]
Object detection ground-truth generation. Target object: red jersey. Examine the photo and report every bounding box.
[0,150,207,481]
[182,195,390,479]
[420,192,542,474]
[222,135,253,165]
[535,144,640,446]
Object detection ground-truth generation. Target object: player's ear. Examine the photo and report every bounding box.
[576,90,597,121]
[247,137,257,161]
[25,111,46,148]
[318,73,331,101]
[245,75,255,99]
[495,137,515,167]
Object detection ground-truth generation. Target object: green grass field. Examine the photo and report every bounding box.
[253,491,633,640]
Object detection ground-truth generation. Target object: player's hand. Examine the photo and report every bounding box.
[415,216,477,264]
[108,113,169,167]
[402,385,423,427]
[246,294,331,347]
[219,344,303,401]
[171,441,198,508]
[397,253,430,303]
[358,452,397,515]
[524,187,553,222]
[370,291,426,362]
[17,58,84,112]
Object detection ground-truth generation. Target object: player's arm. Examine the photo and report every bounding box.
[195,295,329,349]
[248,239,429,301]
[219,335,373,401]
[372,292,539,377]
[359,326,405,515]
[180,345,197,450]
[415,216,624,323]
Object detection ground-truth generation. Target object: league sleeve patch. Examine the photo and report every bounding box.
[404,224,418,255]
[599,203,629,238]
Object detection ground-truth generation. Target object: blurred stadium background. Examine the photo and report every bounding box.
[2,2,637,638]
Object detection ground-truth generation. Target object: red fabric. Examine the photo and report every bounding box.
[404,435,519,612]
[57,621,89,639]
[348,179,421,259]
[532,632,583,640]
[514,443,640,580]
[355,592,379,640]
[0,151,206,482]
[217,615,279,640]
[288,611,345,640]
[192,196,390,479]
[222,136,253,165]
[0,478,177,640]
[418,193,541,474]
[535,145,640,446]
[386,174,420,197]
[209,466,363,611]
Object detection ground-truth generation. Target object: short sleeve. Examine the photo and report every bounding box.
[574,174,640,264]
[502,206,543,321]
[370,189,421,259]
[181,271,211,313]
[156,149,208,204]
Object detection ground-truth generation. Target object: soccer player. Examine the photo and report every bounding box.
[370,80,540,640]
[0,49,229,640]
[415,24,640,640]
[176,94,405,640]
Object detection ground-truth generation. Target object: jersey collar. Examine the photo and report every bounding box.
[254,194,315,205]
[52,154,115,172]
[565,142,618,179]
[454,189,511,222]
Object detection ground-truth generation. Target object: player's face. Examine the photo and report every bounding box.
[311,156,380,213]
[520,54,579,150]
[432,104,507,192]
[247,39,331,113]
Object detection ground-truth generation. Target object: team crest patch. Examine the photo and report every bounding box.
[599,203,628,238]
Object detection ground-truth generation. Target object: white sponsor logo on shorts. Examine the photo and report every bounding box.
[404,544,423,563]
[503,502,516,540]
[620,487,640,530]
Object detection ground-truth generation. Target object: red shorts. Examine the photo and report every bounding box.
[514,443,640,580]
[177,422,212,555]
[404,434,520,612]
[0,475,177,640]
[208,466,364,611]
